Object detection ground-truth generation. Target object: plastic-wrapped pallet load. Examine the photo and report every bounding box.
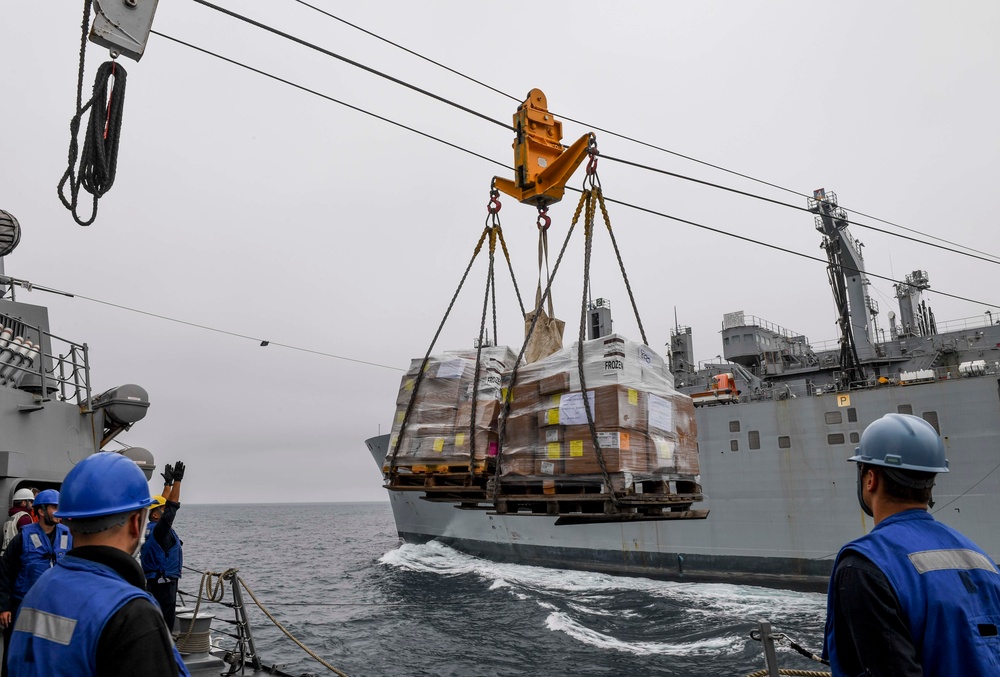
[386,346,518,475]
[500,334,698,481]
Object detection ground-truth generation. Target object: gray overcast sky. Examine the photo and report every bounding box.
[1,2,998,503]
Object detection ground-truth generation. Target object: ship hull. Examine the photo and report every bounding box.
[370,374,1000,591]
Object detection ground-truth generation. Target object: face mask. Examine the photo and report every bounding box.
[132,509,150,559]
[856,464,873,518]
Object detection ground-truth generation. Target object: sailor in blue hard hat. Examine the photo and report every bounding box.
[823,413,1000,676]
[7,452,191,677]
[0,489,71,677]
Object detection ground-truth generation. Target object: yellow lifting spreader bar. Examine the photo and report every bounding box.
[493,88,591,209]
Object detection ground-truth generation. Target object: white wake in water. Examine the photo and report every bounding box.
[544,611,743,656]
[380,542,826,656]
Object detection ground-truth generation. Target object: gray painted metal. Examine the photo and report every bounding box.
[370,368,1000,591]
[368,200,1000,590]
[0,291,296,676]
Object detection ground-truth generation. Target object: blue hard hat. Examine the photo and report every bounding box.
[55,452,157,519]
[33,489,59,507]
[849,413,949,473]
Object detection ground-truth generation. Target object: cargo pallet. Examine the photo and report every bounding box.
[485,475,707,522]
[384,468,709,523]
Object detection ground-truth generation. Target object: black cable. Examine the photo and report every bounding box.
[287,0,520,104]
[150,31,507,172]
[187,0,513,132]
[599,153,1000,267]
[148,30,1000,311]
[594,191,998,309]
[287,0,999,263]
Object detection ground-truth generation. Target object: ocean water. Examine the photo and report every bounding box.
[177,502,829,677]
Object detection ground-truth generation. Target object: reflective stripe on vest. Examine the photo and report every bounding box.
[909,548,998,574]
[7,555,191,677]
[824,510,1000,675]
[13,523,72,600]
[14,607,77,646]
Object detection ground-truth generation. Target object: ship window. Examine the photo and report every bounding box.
[732,335,741,344]
[748,431,760,450]
[730,440,740,452]
[778,436,791,449]
[723,337,729,346]
[847,408,858,423]
[825,411,843,425]
[729,420,741,433]
[850,432,860,444]
[898,404,913,415]
[744,334,754,344]
[923,411,940,434]
[828,433,846,445]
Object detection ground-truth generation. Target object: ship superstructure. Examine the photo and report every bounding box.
[369,188,1000,591]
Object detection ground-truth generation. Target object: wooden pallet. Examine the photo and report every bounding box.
[555,509,710,525]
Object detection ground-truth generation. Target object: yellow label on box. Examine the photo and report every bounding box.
[396,410,405,424]
[501,387,508,402]
[455,433,465,446]
[546,409,560,425]
[404,378,414,392]
[550,394,561,406]
[655,438,674,459]
[570,440,584,457]
[547,442,561,459]
[628,388,638,405]
[433,438,444,452]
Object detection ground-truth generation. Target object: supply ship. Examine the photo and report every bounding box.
[367,183,1000,592]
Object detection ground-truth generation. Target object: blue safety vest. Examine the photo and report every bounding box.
[141,521,183,580]
[13,522,71,601]
[8,554,190,676]
[825,509,1000,675]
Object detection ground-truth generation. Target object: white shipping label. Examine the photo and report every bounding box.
[595,431,621,449]
[637,345,654,367]
[540,461,555,475]
[648,394,674,432]
[558,391,596,425]
[545,428,561,443]
[436,359,465,379]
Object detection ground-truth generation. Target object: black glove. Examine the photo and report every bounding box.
[160,463,174,485]
[173,461,186,482]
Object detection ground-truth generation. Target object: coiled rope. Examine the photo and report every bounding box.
[182,567,349,676]
[58,0,127,226]
[743,670,831,677]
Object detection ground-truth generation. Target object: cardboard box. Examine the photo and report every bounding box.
[538,371,570,396]
[560,427,651,474]
[455,399,501,431]
[501,452,537,476]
